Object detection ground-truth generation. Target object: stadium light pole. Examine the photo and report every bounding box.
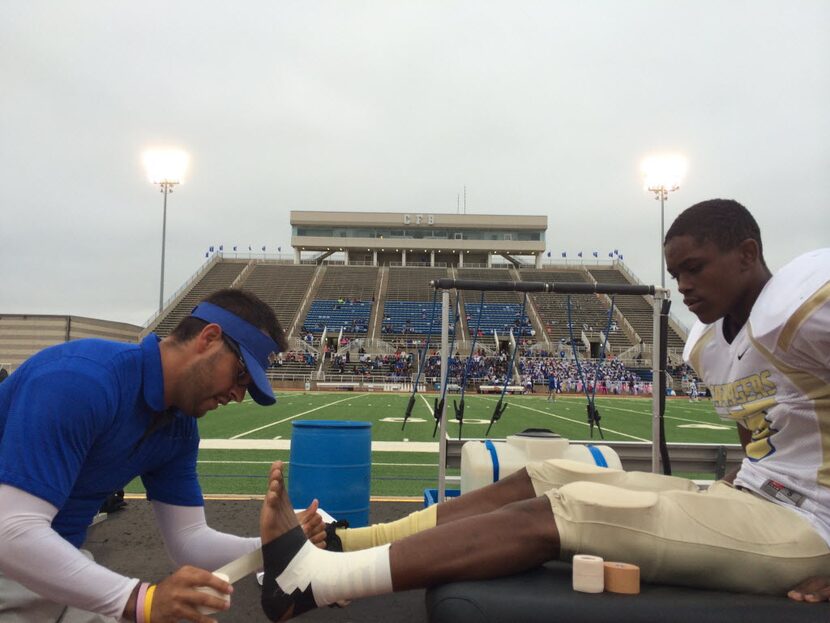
[143,148,189,313]
[641,154,687,288]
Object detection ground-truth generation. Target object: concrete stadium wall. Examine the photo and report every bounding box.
[0,314,141,371]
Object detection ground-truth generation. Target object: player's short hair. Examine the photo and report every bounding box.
[665,199,766,267]
[169,289,287,352]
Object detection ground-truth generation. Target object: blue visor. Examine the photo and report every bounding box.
[190,302,280,406]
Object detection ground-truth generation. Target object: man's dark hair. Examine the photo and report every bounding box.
[169,288,288,352]
[665,199,766,267]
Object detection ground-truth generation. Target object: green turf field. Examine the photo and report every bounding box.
[125,391,736,498]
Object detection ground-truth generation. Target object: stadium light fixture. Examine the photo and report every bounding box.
[143,148,189,312]
[641,154,687,288]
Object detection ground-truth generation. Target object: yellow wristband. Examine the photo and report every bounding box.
[144,584,157,623]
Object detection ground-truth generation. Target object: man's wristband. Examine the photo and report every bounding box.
[135,583,156,623]
[135,582,149,623]
[144,584,157,623]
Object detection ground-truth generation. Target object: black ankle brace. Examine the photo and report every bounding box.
[260,525,317,621]
[324,520,349,552]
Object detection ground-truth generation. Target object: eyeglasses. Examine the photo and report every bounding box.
[222,335,249,382]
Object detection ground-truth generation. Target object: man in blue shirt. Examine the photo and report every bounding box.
[546,373,558,402]
[0,289,321,622]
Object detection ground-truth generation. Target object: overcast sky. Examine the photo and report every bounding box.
[2,1,828,331]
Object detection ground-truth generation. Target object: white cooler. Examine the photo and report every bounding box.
[460,430,622,494]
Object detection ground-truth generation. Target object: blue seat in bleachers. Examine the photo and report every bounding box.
[382,301,455,335]
[302,300,372,334]
[465,303,532,337]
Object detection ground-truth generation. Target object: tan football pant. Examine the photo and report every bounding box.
[527,459,830,595]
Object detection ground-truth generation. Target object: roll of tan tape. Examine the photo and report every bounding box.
[196,571,232,615]
[572,554,604,593]
[603,562,640,595]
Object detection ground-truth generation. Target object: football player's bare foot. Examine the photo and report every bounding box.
[259,461,393,621]
[260,461,310,621]
[259,461,299,543]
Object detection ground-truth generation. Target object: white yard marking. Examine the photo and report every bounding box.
[229,394,368,439]
[200,438,438,451]
[419,394,434,416]
[197,460,436,467]
[198,460,277,464]
[596,403,720,426]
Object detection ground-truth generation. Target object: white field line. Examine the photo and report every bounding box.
[229,393,367,439]
[598,403,721,426]
[419,393,434,416]
[478,396,649,442]
[200,439,438,452]
[197,460,436,467]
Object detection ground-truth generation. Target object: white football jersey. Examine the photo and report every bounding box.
[683,249,830,544]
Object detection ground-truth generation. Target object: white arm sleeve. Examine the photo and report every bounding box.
[0,484,138,619]
[151,500,260,570]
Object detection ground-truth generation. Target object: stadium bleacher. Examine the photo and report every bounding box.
[147,259,689,385]
[519,268,632,351]
[302,299,372,335]
[238,263,317,335]
[152,260,247,337]
[464,302,532,337]
[381,301,454,336]
[589,268,686,349]
[383,267,452,345]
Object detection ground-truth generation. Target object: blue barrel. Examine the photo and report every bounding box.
[288,420,372,527]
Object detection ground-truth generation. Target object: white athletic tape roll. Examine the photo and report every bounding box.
[215,548,263,584]
[603,561,640,594]
[196,571,231,615]
[572,554,604,593]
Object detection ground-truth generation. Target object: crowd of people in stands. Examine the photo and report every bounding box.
[272,345,665,395]
[423,350,514,385]
[272,346,673,397]
[518,356,648,395]
[328,350,415,379]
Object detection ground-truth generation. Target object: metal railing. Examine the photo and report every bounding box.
[142,254,221,330]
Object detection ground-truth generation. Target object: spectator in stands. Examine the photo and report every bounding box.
[256,201,830,618]
[0,289,327,621]
[0,368,7,384]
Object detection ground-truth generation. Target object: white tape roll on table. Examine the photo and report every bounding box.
[196,571,231,615]
[572,554,604,593]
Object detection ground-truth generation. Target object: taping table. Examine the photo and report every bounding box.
[425,561,826,623]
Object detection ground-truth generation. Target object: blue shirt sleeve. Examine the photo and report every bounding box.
[0,361,115,509]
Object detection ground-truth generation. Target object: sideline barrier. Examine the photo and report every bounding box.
[477,384,524,394]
